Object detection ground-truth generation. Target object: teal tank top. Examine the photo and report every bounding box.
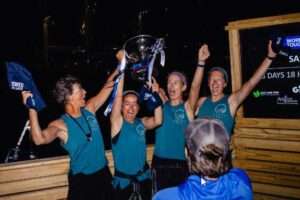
[196,96,234,135]
[154,102,189,160]
[112,119,150,189]
[61,108,107,175]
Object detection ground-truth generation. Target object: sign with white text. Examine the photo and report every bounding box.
[241,23,300,118]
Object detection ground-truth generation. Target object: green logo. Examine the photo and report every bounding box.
[252,90,261,98]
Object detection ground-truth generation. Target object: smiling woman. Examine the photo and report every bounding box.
[12,53,120,199]
[109,56,163,199]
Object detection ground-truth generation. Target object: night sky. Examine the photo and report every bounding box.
[0,0,299,162]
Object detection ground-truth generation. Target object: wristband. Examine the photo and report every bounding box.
[197,61,205,68]
[197,64,205,68]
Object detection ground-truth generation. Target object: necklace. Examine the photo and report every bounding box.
[66,111,92,142]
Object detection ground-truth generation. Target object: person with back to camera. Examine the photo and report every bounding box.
[110,51,163,200]
[21,51,123,200]
[152,44,210,192]
[195,40,277,135]
[152,118,253,200]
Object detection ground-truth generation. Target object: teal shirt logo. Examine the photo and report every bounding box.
[86,115,99,132]
[214,103,227,114]
[136,123,145,137]
[174,108,185,124]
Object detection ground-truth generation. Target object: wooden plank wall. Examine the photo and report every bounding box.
[0,146,154,200]
[232,126,300,199]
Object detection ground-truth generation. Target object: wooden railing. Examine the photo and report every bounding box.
[1,133,300,200]
[0,146,154,200]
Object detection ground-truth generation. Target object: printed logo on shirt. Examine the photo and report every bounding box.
[174,108,186,124]
[214,103,230,120]
[136,124,145,137]
[86,115,100,132]
[214,103,227,114]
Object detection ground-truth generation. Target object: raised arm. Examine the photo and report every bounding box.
[142,78,163,130]
[110,51,125,138]
[86,51,124,113]
[229,40,277,114]
[185,44,210,114]
[22,91,67,145]
[85,68,119,113]
[110,74,124,138]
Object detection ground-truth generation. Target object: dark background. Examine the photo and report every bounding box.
[0,0,299,162]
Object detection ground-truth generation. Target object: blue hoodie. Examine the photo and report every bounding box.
[152,168,253,200]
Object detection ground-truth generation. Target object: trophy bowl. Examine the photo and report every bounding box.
[123,35,164,82]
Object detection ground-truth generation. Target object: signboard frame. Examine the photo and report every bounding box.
[226,13,300,129]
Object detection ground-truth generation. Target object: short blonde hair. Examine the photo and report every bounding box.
[168,71,187,86]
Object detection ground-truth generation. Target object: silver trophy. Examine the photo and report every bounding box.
[104,35,165,116]
[123,34,165,83]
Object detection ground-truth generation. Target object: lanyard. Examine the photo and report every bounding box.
[66,111,92,142]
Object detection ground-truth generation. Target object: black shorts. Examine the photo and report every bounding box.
[152,155,188,192]
[68,166,113,200]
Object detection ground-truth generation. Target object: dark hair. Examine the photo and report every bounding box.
[52,75,81,105]
[185,118,231,178]
[123,90,140,99]
[208,67,229,83]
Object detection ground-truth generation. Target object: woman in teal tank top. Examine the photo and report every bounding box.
[196,95,234,135]
[152,44,210,192]
[196,41,277,136]
[110,62,163,200]
[21,52,122,200]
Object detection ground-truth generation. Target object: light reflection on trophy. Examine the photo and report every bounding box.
[104,35,165,116]
[123,35,165,83]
